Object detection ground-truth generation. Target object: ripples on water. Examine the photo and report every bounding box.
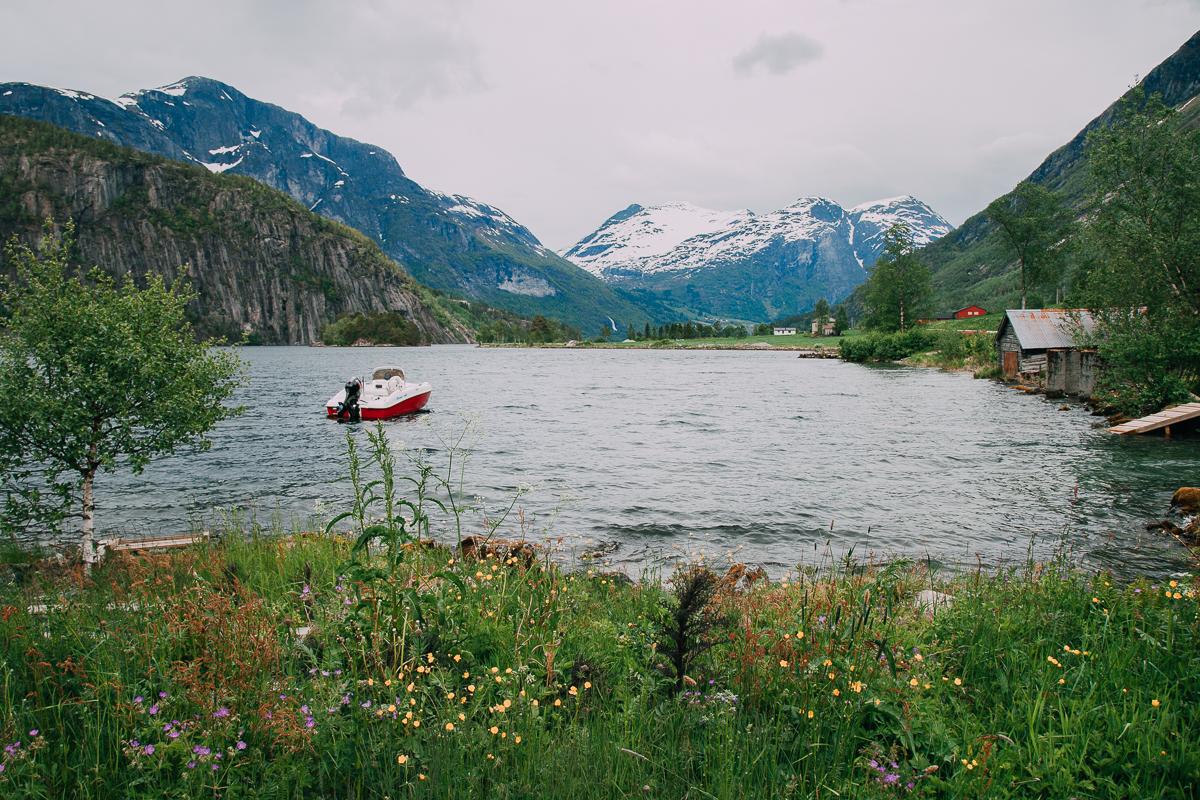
[102,346,1198,577]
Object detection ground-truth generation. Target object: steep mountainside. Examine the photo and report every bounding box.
[563,195,951,321]
[917,29,1200,312]
[0,77,651,329]
[0,115,470,345]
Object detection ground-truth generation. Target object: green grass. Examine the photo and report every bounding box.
[923,312,1006,332]
[593,330,866,349]
[1,435,1197,798]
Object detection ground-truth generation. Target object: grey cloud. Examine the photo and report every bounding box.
[732,32,824,76]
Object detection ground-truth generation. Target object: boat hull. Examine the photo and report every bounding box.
[326,389,431,420]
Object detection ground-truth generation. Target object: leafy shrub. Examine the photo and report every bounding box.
[320,311,424,346]
[839,328,936,362]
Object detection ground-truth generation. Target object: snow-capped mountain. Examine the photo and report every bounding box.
[562,195,952,320]
[848,195,953,264]
[0,77,650,329]
[563,201,752,279]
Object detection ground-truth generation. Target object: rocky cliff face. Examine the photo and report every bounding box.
[0,77,652,330]
[0,116,469,345]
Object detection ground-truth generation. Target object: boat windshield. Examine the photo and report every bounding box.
[372,367,405,381]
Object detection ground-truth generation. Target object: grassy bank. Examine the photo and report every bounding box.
[482,331,862,352]
[840,328,998,375]
[0,438,1196,798]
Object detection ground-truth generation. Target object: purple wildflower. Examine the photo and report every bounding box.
[236,740,247,751]
[147,704,159,716]
[187,761,197,770]
[158,691,168,699]
[305,716,316,729]
[143,744,155,756]
[168,731,180,740]
[133,696,144,705]
[213,707,230,719]
[28,730,38,737]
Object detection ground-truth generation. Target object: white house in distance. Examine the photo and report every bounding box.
[773,326,797,336]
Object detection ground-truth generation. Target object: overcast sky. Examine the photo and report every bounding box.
[5,1,1198,248]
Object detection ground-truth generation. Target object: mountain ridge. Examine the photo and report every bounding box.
[563,194,952,320]
[0,115,470,345]
[917,29,1200,312]
[0,76,653,330]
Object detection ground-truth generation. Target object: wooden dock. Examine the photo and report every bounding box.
[1108,402,1200,436]
[98,531,211,556]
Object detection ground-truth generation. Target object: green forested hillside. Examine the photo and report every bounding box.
[919,30,1200,312]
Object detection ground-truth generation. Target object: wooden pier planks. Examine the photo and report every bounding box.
[1108,402,1200,435]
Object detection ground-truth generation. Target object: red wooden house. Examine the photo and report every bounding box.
[953,305,987,320]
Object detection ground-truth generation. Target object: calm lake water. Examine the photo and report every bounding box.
[101,345,1198,578]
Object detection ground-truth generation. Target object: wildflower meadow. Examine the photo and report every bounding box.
[0,429,1196,798]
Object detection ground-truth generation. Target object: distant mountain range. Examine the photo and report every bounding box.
[563,195,952,321]
[919,29,1200,312]
[0,115,469,345]
[0,77,651,330]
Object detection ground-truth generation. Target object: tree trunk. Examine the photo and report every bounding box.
[81,467,97,569]
[1020,257,1027,309]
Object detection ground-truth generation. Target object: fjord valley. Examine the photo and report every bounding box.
[2,7,1200,800]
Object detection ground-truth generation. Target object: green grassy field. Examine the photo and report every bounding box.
[583,330,867,349]
[923,313,1005,332]
[0,431,1196,799]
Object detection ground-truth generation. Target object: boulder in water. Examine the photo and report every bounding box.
[1170,487,1200,514]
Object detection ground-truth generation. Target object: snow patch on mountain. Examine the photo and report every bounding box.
[202,157,243,174]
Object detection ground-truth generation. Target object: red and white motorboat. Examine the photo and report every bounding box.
[326,366,432,422]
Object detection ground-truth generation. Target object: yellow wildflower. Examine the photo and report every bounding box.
[1152,699,1161,708]
[954,677,963,686]
[779,659,789,668]
[397,754,409,765]
[445,722,455,731]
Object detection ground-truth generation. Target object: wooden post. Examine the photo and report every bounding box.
[1165,425,1172,441]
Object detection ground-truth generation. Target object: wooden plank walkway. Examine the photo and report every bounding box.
[98,531,211,555]
[1109,402,1200,435]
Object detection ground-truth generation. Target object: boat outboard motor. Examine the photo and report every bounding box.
[335,378,362,423]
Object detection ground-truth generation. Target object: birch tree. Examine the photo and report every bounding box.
[0,222,243,565]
